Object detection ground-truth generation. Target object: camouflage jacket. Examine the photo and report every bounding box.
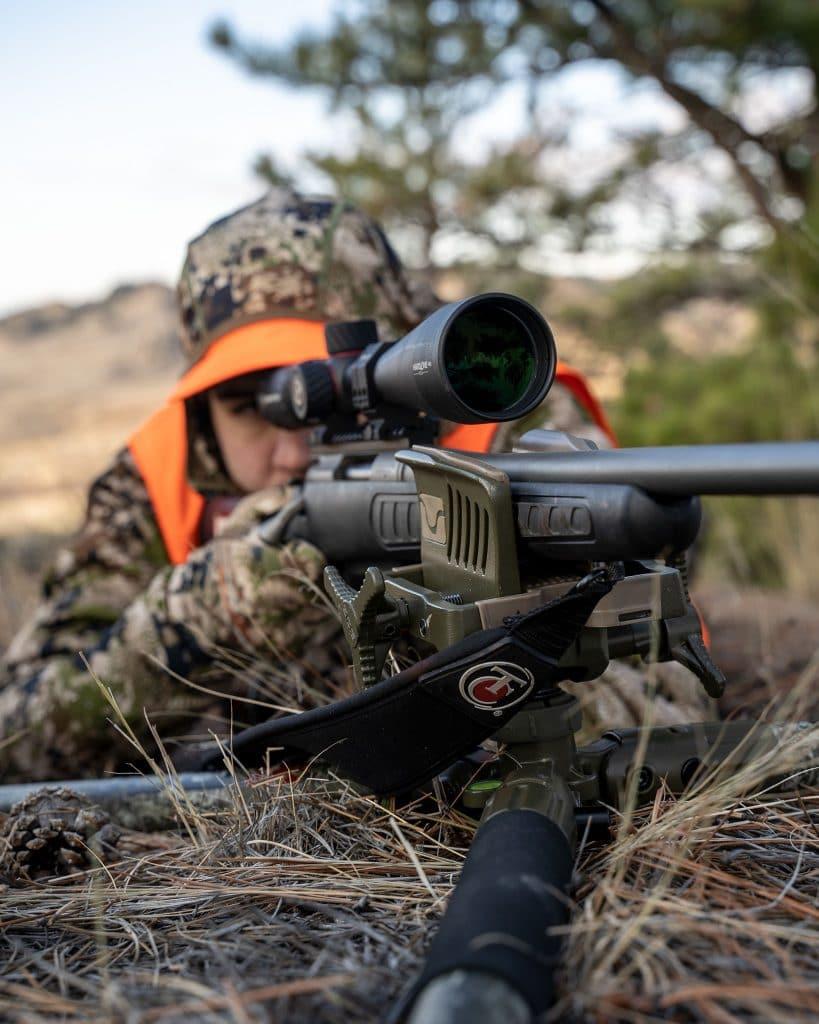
[0,448,349,779]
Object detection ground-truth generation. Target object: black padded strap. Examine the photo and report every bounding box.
[193,571,617,794]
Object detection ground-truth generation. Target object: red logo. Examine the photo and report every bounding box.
[459,662,535,713]
[471,676,512,704]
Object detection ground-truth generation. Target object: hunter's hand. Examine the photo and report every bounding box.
[150,530,331,655]
[213,485,296,539]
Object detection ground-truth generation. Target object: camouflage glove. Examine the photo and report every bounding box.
[0,454,344,780]
[212,486,296,539]
[150,531,336,657]
[0,526,342,781]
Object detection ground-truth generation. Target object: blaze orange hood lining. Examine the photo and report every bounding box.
[129,320,617,564]
[130,319,329,565]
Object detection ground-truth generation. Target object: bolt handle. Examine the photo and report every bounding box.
[672,631,726,698]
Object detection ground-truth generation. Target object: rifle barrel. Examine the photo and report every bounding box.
[485,441,819,496]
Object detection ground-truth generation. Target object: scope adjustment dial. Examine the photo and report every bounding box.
[289,361,335,422]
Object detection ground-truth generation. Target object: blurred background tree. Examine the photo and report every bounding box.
[212,1,819,267]
[212,0,819,591]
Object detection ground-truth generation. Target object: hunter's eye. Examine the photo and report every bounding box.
[227,399,257,417]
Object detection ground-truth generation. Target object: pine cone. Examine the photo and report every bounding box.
[0,787,121,883]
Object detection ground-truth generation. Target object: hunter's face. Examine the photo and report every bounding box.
[207,390,312,493]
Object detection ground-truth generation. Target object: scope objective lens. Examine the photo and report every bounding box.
[443,304,538,417]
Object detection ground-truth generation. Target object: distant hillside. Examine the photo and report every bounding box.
[0,282,181,535]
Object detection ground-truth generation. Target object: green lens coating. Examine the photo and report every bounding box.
[444,305,537,415]
[467,780,502,794]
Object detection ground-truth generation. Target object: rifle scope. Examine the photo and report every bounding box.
[256,293,557,428]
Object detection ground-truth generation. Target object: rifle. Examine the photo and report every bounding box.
[8,294,818,1022]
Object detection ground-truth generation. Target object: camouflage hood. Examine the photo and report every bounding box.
[177,188,439,366]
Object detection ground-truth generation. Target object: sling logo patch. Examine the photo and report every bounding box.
[459,662,535,713]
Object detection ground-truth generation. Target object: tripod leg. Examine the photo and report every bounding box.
[398,690,581,1024]
[401,801,574,1024]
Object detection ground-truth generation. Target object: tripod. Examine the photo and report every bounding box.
[401,687,791,1024]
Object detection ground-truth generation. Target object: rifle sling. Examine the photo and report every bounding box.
[195,573,615,794]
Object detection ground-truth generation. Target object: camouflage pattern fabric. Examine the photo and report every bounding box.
[177,188,439,365]
[565,661,713,748]
[0,449,349,780]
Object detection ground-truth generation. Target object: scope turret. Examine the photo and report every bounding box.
[255,293,557,438]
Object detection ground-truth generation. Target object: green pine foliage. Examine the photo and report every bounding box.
[212,0,819,264]
[614,343,819,448]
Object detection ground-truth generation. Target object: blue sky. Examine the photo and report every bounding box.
[3,1,689,316]
[2,1,339,315]
[5,2,789,316]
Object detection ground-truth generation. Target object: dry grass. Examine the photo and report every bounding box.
[549,664,819,1024]
[0,772,475,1023]
[3,690,819,1023]
[561,788,819,1022]
[3,544,819,1023]
[557,727,819,1023]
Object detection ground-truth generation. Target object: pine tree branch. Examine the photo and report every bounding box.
[584,0,786,232]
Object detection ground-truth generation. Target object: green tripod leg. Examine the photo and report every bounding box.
[401,693,818,1024]
[403,687,582,1024]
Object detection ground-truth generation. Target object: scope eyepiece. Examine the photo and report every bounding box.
[256,361,336,428]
